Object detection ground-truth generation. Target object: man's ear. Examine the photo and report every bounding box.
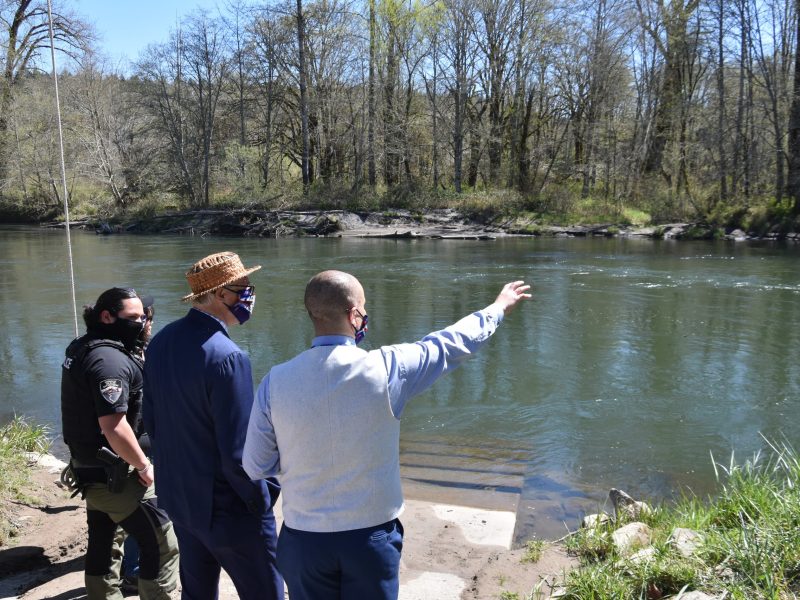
[99,309,115,324]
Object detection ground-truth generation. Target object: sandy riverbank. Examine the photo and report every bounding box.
[0,454,576,600]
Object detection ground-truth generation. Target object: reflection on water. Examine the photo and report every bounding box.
[1,225,799,539]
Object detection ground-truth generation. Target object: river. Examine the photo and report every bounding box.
[1,225,798,540]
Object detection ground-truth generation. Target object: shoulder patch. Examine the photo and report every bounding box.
[99,379,124,404]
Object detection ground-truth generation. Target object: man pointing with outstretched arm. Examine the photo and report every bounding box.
[243,271,531,600]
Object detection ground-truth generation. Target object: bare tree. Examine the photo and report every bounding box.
[420,2,448,190]
[225,0,252,180]
[475,0,515,186]
[442,0,477,192]
[787,0,800,210]
[636,0,701,178]
[70,61,132,207]
[750,0,795,203]
[732,0,755,198]
[250,11,291,189]
[0,0,88,187]
[368,0,377,187]
[296,0,311,193]
[7,74,67,208]
[184,12,231,206]
[136,30,198,202]
[713,0,729,203]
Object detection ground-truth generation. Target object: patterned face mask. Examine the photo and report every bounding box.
[224,286,256,324]
[353,312,368,344]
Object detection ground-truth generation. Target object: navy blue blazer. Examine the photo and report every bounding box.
[143,309,278,530]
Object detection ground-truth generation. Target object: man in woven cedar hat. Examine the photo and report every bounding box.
[143,252,283,600]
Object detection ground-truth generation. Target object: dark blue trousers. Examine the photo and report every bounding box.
[277,519,404,600]
[174,510,283,600]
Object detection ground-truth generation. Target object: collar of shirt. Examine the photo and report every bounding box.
[312,335,356,348]
[191,307,228,332]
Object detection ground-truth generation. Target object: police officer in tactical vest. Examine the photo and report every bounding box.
[61,287,178,600]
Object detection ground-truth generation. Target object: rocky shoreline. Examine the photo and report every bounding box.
[43,208,800,242]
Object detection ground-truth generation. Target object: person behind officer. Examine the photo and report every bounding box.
[60,287,178,600]
[243,271,531,600]
[143,252,283,600]
[119,297,156,589]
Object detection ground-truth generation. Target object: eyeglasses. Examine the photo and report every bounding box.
[224,285,255,296]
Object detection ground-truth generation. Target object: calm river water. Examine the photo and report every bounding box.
[1,225,799,539]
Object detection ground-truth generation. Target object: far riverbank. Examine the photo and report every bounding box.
[41,208,800,242]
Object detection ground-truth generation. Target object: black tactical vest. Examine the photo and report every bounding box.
[60,335,144,464]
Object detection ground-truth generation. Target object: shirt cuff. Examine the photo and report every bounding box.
[483,302,506,324]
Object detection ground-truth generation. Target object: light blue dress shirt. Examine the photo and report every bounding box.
[244,303,505,480]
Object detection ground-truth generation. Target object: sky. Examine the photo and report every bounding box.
[75,0,229,69]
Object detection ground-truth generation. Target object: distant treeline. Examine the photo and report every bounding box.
[2,0,800,230]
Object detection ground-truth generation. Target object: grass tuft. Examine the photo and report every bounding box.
[0,416,52,546]
[561,440,800,599]
[521,539,547,564]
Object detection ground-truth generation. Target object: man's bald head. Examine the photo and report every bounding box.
[304,270,364,326]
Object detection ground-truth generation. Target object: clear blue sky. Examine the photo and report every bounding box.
[76,0,229,68]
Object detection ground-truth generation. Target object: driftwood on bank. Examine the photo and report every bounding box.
[38,208,800,241]
[115,208,498,239]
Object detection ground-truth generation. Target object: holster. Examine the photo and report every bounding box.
[95,447,129,494]
[105,461,129,493]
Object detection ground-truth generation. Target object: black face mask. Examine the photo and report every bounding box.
[101,317,145,350]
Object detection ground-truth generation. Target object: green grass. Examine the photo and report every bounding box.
[0,416,52,546]
[620,207,652,226]
[521,539,547,564]
[560,440,800,599]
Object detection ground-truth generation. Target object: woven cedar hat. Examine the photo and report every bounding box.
[182,251,261,301]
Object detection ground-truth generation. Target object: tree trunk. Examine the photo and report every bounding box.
[466,101,485,188]
[262,61,275,189]
[0,81,12,185]
[480,0,509,187]
[786,0,800,212]
[508,0,525,190]
[517,88,534,192]
[403,72,414,181]
[715,0,728,204]
[296,0,311,194]
[643,58,681,175]
[368,0,376,187]
[773,101,785,203]
[732,0,747,196]
[453,86,464,192]
[384,24,399,186]
[581,110,595,199]
[638,0,700,178]
[431,33,440,189]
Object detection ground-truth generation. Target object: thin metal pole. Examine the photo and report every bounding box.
[47,0,79,338]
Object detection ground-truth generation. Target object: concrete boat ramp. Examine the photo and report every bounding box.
[4,454,575,600]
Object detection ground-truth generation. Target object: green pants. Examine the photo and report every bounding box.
[83,471,179,600]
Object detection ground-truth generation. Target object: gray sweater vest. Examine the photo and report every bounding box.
[269,344,404,532]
